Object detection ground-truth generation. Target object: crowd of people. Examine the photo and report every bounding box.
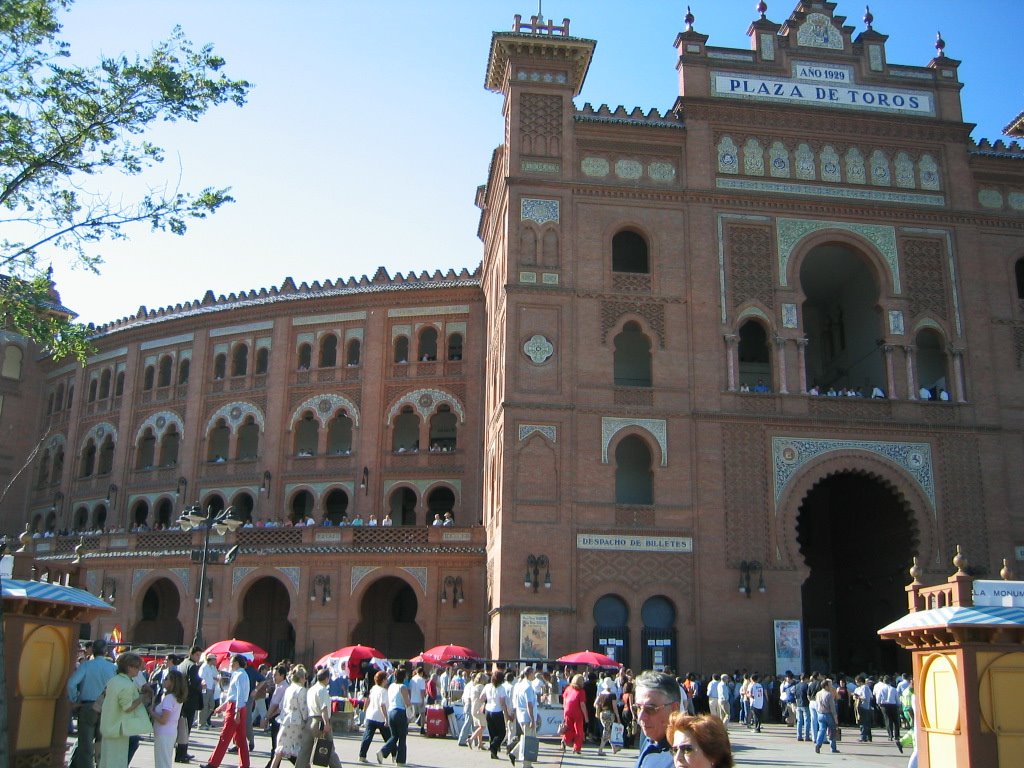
[68,643,917,768]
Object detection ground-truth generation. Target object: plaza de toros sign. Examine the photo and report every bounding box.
[712,62,935,117]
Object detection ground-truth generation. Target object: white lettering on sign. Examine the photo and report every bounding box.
[577,533,693,553]
[794,62,851,83]
[712,72,934,116]
[973,580,1024,608]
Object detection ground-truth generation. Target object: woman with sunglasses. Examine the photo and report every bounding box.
[665,712,734,768]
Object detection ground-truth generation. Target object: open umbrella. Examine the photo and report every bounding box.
[203,638,268,668]
[315,644,386,681]
[421,644,481,664]
[556,650,622,668]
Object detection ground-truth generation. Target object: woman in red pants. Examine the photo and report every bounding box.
[561,674,589,754]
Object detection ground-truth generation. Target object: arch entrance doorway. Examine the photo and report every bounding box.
[234,577,295,661]
[797,472,917,673]
[131,578,184,644]
[352,577,424,659]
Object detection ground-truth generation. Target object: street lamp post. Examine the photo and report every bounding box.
[177,505,243,649]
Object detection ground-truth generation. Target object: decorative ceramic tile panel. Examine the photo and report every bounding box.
[289,393,360,427]
[845,147,866,184]
[776,218,900,291]
[80,422,119,451]
[870,150,891,186]
[868,44,883,71]
[795,144,816,180]
[601,417,668,466]
[87,571,99,593]
[520,272,538,283]
[315,531,342,542]
[387,305,470,317]
[760,33,775,61]
[718,179,943,208]
[171,568,190,592]
[279,567,300,592]
[541,273,559,284]
[232,566,255,590]
[895,152,915,188]
[648,162,676,182]
[820,145,841,183]
[918,156,942,190]
[743,138,765,176]
[797,13,844,49]
[772,436,935,509]
[351,565,379,594]
[205,401,265,434]
[782,304,799,329]
[615,159,643,180]
[978,189,1003,209]
[718,137,739,174]
[522,160,559,173]
[519,425,557,443]
[1009,192,1024,211]
[769,142,790,178]
[385,388,466,423]
[521,199,560,225]
[401,567,427,594]
[523,335,554,364]
[581,157,610,177]
[889,310,905,335]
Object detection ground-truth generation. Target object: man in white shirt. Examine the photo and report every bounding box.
[853,675,874,742]
[408,667,426,733]
[873,675,901,749]
[716,674,731,722]
[705,675,720,717]
[509,668,538,768]
[296,668,341,768]
[748,674,765,733]
[199,655,220,728]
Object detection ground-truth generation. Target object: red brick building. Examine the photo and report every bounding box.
[6,2,1024,674]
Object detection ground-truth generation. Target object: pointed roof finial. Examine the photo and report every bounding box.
[935,30,946,58]
[1000,558,1013,581]
[757,1,768,19]
[864,5,873,30]
[909,556,922,585]
[953,544,966,575]
[684,5,695,31]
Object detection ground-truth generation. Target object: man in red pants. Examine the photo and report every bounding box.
[203,655,251,768]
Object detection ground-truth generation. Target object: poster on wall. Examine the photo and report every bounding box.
[773,619,803,675]
[520,613,549,660]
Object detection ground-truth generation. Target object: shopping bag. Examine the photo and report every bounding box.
[610,722,624,747]
[521,735,539,762]
[312,736,333,766]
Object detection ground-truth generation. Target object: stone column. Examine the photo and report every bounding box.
[949,345,967,402]
[883,344,898,399]
[795,338,809,395]
[774,336,789,394]
[724,333,738,392]
[904,345,917,400]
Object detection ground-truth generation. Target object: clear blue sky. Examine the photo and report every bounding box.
[47,1,1020,326]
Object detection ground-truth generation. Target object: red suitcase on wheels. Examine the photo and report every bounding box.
[425,706,448,737]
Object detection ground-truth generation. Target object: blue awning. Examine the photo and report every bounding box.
[2,578,114,611]
[879,605,1024,635]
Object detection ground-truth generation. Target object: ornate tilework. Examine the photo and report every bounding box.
[776,218,900,291]
[797,13,843,49]
[581,157,610,177]
[795,144,815,180]
[523,335,554,364]
[289,393,360,428]
[351,565,379,594]
[978,189,1003,209]
[87,571,98,594]
[615,159,643,180]
[772,436,935,509]
[769,142,790,178]
[782,304,798,329]
[895,152,915,188]
[870,150,891,186]
[278,567,300,593]
[232,566,255,590]
[401,567,427,594]
[868,44,883,71]
[518,424,557,443]
[520,272,537,283]
[1009,192,1024,211]
[889,310,905,336]
[541,273,559,285]
[820,145,841,183]
[743,138,765,176]
[845,147,866,184]
[135,411,184,443]
[205,401,265,434]
[385,387,466,423]
[648,162,676,182]
[917,156,940,190]
[79,421,119,453]
[760,33,775,61]
[718,178,943,207]
[315,531,342,542]
[601,417,668,466]
[717,137,739,174]
[170,568,190,592]
[521,198,560,225]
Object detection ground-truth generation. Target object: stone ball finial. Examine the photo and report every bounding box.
[17,522,32,552]
[1000,558,1013,581]
[72,535,86,564]
[909,556,922,585]
[684,5,695,31]
[935,31,946,58]
[953,544,966,574]
[757,1,768,19]
[864,5,873,30]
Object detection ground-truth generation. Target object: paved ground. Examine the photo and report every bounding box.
[67,720,914,768]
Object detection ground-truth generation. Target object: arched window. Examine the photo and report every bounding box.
[55,383,64,410]
[327,410,353,454]
[80,439,97,478]
[136,428,156,470]
[143,366,154,391]
[203,494,226,516]
[115,371,124,396]
[915,328,950,401]
[37,450,51,488]
[615,435,653,504]
[346,338,361,366]
[213,353,226,379]
[612,231,649,274]
[155,498,174,528]
[231,344,248,377]
[447,333,463,361]
[73,506,89,531]
[593,594,630,667]
[207,418,230,462]
[132,500,150,528]
[324,489,349,525]
[392,406,420,452]
[97,435,115,475]
[427,487,455,521]
[52,446,65,480]
[297,343,312,370]
[159,425,180,467]
[99,369,111,399]
[178,359,190,385]
[319,335,337,368]
[290,490,314,523]
[613,321,652,387]
[1,345,23,379]
[1016,257,1024,300]
[255,348,269,374]
[92,504,107,531]
[231,492,254,524]
[88,379,98,402]
[429,405,457,452]
[418,328,438,361]
[294,411,318,456]
[738,320,771,392]
[394,336,409,364]
[237,415,259,460]
[157,356,173,387]
[641,596,677,671]
[389,487,418,526]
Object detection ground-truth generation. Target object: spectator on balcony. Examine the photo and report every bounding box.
[302,514,316,527]
[351,514,364,527]
[918,386,933,401]
[938,388,950,401]
[871,386,886,398]
[381,514,393,527]
[442,512,454,527]
[431,514,443,527]
[367,516,378,527]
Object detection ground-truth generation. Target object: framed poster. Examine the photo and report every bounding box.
[773,619,803,675]
[519,613,549,659]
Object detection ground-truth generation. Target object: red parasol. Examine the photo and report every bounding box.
[203,639,268,668]
[556,650,623,668]
[315,644,386,680]
[421,644,481,664]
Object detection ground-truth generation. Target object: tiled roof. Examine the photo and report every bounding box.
[575,103,685,129]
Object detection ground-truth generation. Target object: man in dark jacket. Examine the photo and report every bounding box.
[177,646,206,763]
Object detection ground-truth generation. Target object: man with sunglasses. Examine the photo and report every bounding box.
[633,672,681,768]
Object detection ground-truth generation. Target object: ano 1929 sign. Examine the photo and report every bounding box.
[712,72,934,117]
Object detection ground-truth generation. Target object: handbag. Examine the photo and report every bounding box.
[521,735,539,762]
[610,722,625,747]
[312,736,333,767]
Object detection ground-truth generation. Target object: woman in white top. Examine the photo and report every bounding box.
[468,672,489,750]
[358,670,392,762]
[269,665,308,768]
[151,668,186,768]
[483,670,511,759]
[378,669,412,766]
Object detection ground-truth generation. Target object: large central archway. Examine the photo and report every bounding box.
[234,577,295,661]
[352,576,424,659]
[797,472,917,673]
[131,577,184,644]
